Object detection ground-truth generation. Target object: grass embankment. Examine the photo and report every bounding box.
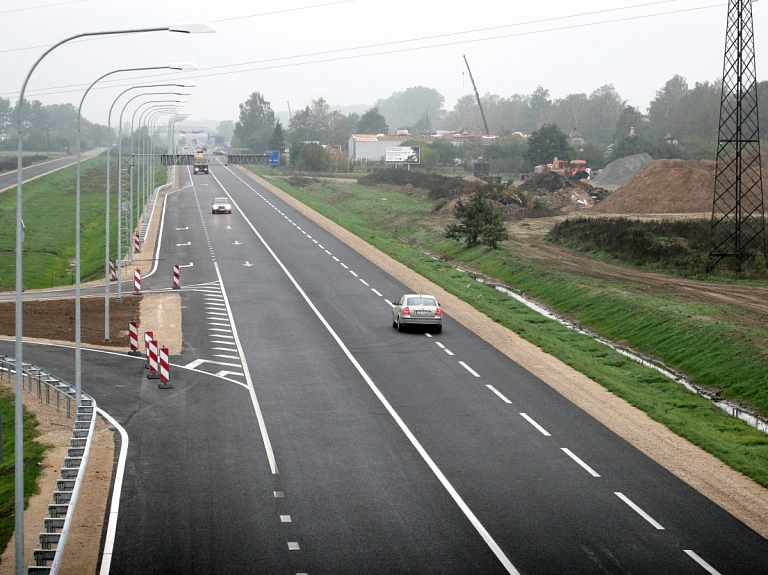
[0,156,166,290]
[250,169,768,488]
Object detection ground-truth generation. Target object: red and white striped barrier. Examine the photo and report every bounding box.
[128,321,142,356]
[144,331,154,368]
[134,269,141,295]
[157,346,172,389]
[134,232,141,254]
[147,339,160,379]
[110,259,117,281]
[172,263,180,289]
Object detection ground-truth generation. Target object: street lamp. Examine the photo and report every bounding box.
[129,101,185,262]
[104,81,195,342]
[75,65,195,405]
[115,93,187,301]
[13,22,212,574]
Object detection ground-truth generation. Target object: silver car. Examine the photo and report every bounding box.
[392,294,442,333]
[211,197,232,214]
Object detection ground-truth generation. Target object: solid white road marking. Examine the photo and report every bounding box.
[216,370,245,378]
[520,413,551,436]
[458,361,480,377]
[487,385,512,404]
[280,515,292,523]
[287,542,300,551]
[178,263,194,268]
[244,261,254,266]
[561,448,600,477]
[683,550,721,574]
[614,492,664,530]
[176,241,191,246]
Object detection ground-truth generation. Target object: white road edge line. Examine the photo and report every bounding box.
[683,550,722,574]
[487,385,512,404]
[97,408,129,575]
[214,167,521,575]
[614,492,665,530]
[520,413,551,436]
[561,448,600,477]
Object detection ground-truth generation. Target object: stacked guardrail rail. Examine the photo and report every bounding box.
[0,355,97,575]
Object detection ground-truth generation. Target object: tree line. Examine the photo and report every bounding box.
[233,76,768,172]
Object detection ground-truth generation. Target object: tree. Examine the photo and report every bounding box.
[524,123,570,166]
[357,107,388,134]
[648,75,688,139]
[529,86,552,130]
[270,119,285,150]
[374,86,445,132]
[445,188,508,248]
[233,91,275,152]
[290,142,330,171]
[215,120,235,143]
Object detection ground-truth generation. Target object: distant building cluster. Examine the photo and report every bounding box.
[348,127,507,162]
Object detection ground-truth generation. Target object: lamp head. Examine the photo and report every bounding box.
[169,23,215,34]
[169,62,198,71]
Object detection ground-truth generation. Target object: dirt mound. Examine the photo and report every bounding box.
[593,158,717,214]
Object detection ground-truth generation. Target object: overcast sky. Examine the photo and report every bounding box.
[1,0,765,130]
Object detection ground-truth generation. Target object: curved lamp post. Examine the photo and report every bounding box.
[75,64,195,407]
[115,93,187,300]
[104,81,195,342]
[13,22,212,574]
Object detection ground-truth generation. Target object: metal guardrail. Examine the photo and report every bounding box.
[0,355,98,575]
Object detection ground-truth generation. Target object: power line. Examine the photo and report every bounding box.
[3,1,726,100]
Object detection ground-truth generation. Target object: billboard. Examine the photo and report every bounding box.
[386,146,420,164]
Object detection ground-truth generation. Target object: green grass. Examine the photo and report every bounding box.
[0,386,50,558]
[250,167,768,488]
[0,155,167,290]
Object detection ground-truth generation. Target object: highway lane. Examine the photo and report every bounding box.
[136,162,766,574]
[5,159,766,574]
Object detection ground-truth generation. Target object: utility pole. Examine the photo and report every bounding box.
[463,55,490,136]
[708,0,765,272]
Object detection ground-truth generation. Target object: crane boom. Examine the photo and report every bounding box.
[463,55,490,136]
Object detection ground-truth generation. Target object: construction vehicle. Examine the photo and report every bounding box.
[193,153,209,175]
[536,157,588,179]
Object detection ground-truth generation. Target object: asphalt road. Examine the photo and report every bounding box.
[0,148,104,193]
[4,160,768,574]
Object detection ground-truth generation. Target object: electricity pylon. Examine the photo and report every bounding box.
[708,0,765,272]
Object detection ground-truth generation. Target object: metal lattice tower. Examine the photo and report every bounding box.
[708,0,765,272]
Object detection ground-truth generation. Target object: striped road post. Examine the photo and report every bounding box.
[147,339,160,379]
[128,321,142,356]
[158,347,172,389]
